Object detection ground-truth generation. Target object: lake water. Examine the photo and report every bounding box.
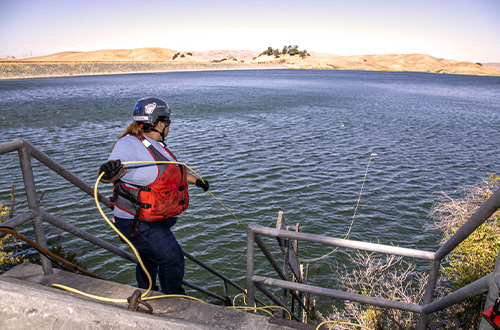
[1,69,499,306]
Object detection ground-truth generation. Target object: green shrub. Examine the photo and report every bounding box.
[431,173,500,288]
[0,204,26,271]
[429,173,500,328]
[49,243,86,270]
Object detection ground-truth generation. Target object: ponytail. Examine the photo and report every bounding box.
[117,122,143,139]
[110,122,143,151]
[115,118,162,141]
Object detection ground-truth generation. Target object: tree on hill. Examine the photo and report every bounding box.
[261,45,310,58]
[288,45,299,56]
[262,46,274,56]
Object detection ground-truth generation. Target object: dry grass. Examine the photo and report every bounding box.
[428,174,500,240]
[320,251,428,329]
[16,47,179,62]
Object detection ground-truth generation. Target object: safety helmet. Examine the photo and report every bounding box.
[133,97,171,124]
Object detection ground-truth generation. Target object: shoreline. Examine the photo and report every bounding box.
[0,61,287,80]
[1,60,499,80]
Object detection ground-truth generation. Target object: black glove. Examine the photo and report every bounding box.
[195,178,209,192]
[99,160,123,181]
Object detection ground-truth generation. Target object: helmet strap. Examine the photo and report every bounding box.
[151,127,166,144]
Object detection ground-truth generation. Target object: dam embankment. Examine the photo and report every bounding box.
[0,61,285,79]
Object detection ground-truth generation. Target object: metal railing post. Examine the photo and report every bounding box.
[282,236,289,318]
[247,226,256,308]
[18,144,53,275]
[417,260,441,329]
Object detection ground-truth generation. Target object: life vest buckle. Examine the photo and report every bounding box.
[138,202,151,209]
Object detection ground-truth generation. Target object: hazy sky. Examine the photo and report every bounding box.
[1,0,499,62]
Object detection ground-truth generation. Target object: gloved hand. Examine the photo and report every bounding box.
[195,178,209,191]
[99,160,123,181]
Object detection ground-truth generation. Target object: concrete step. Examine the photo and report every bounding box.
[1,263,315,330]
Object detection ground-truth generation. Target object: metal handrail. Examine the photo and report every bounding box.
[0,139,246,303]
[3,138,500,328]
[246,187,500,329]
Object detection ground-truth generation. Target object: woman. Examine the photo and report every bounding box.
[99,96,209,294]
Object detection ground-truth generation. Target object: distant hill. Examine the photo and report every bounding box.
[484,62,500,71]
[308,51,341,58]
[184,50,261,61]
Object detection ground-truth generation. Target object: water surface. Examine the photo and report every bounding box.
[1,69,499,305]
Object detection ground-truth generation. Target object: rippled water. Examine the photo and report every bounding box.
[1,70,499,305]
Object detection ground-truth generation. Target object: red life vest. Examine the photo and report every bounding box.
[111,135,189,222]
[483,297,500,330]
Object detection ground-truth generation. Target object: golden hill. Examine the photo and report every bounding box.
[252,53,500,76]
[19,47,182,62]
[185,50,261,61]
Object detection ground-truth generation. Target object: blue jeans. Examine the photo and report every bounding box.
[114,216,185,295]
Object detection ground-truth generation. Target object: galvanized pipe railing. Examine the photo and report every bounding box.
[422,274,492,315]
[17,142,53,275]
[3,138,500,326]
[0,210,37,236]
[27,139,113,209]
[246,225,432,313]
[0,139,25,154]
[0,139,246,303]
[254,233,310,312]
[250,226,436,260]
[253,275,423,314]
[41,210,137,263]
[247,186,500,329]
[254,281,300,321]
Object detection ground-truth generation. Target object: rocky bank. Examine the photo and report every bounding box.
[0,61,285,79]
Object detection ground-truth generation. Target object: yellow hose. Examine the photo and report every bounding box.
[316,320,373,330]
